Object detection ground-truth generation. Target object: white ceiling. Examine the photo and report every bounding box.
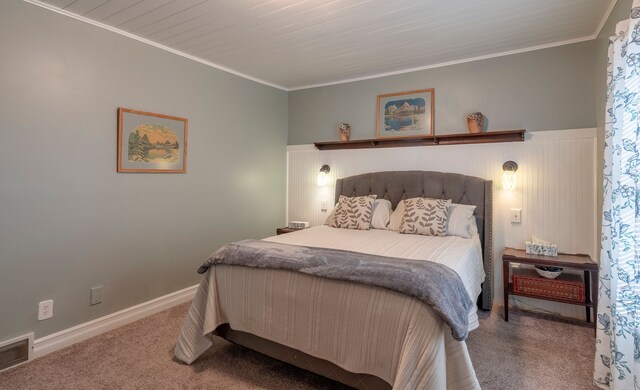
[31,0,615,90]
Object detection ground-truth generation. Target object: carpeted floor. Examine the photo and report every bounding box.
[469,308,596,390]
[0,303,597,389]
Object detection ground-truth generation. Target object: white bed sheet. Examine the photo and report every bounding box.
[265,225,485,330]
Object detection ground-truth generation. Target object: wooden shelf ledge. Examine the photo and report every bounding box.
[314,129,525,150]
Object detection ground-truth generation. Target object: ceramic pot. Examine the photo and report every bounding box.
[466,112,484,134]
[339,123,351,142]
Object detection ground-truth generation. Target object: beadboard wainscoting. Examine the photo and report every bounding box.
[286,129,597,319]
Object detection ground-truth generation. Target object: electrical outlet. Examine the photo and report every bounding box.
[38,300,53,320]
[510,208,522,224]
[90,286,103,306]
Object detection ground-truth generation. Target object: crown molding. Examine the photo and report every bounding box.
[594,0,619,39]
[288,36,594,91]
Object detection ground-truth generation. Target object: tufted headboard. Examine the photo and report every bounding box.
[335,170,493,310]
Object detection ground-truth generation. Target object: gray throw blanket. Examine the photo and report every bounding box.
[198,239,474,341]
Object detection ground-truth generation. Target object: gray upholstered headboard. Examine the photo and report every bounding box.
[335,170,493,310]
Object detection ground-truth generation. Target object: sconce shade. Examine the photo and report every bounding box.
[502,161,518,190]
[317,164,331,186]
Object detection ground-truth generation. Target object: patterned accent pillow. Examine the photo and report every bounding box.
[327,195,377,230]
[399,197,451,236]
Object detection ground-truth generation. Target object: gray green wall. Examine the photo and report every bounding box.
[0,0,614,344]
[0,0,287,342]
[289,41,596,145]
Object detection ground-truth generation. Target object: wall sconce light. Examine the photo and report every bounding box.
[502,161,518,190]
[317,164,331,186]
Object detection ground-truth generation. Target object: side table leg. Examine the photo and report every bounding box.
[503,261,509,322]
[593,270,599,332]
[584,270,591,323]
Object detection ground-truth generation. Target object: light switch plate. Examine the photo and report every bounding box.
[90,286,103,306]
[510,208,522,224]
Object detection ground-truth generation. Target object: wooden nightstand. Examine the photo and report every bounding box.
[502,247,598,328]
[276,227,303,235]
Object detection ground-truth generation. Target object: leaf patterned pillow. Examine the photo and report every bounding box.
[399,197,451,236]
[327,195,377,230]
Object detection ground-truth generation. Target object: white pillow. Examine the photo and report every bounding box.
[325,203,338,225]
[469,216,479,236]
[388,200,405,231]
[447,203,477,239]
[371,199,392,229]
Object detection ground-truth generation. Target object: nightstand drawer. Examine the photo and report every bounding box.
[513,271,585,303]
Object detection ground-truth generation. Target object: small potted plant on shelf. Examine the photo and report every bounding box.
[339,123,351,142]
[466,112,484,134]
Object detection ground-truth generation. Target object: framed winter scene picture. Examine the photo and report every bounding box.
[117,108,188,173]
[376,89,434,139]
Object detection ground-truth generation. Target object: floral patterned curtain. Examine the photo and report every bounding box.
[594,2,640,388]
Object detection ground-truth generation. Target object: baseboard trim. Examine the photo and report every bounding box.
[33,284,198,359]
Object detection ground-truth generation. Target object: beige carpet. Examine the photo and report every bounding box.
[469,308,596,390]
[0,303,597,389]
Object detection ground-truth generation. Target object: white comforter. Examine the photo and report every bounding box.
[175,226,484,389]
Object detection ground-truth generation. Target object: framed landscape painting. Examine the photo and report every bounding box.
[376,89,434,139]
[117,108,188,173]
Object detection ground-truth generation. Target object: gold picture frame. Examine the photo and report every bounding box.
[376,89,434,139]
[117,108,188,173]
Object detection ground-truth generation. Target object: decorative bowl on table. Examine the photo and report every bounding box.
[535,265,563,279]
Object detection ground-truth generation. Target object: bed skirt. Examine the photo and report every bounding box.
[174,265,480,389]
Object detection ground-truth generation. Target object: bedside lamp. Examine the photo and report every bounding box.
[317,164,331,186]
[502,161,518,191]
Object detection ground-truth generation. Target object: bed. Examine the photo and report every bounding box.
[175,170,493,389]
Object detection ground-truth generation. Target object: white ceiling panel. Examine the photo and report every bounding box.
[45,0,76,7]
[100,0,174,25]
[83,0,147,21]
[63,0,111,15]
[31,0,615,90]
